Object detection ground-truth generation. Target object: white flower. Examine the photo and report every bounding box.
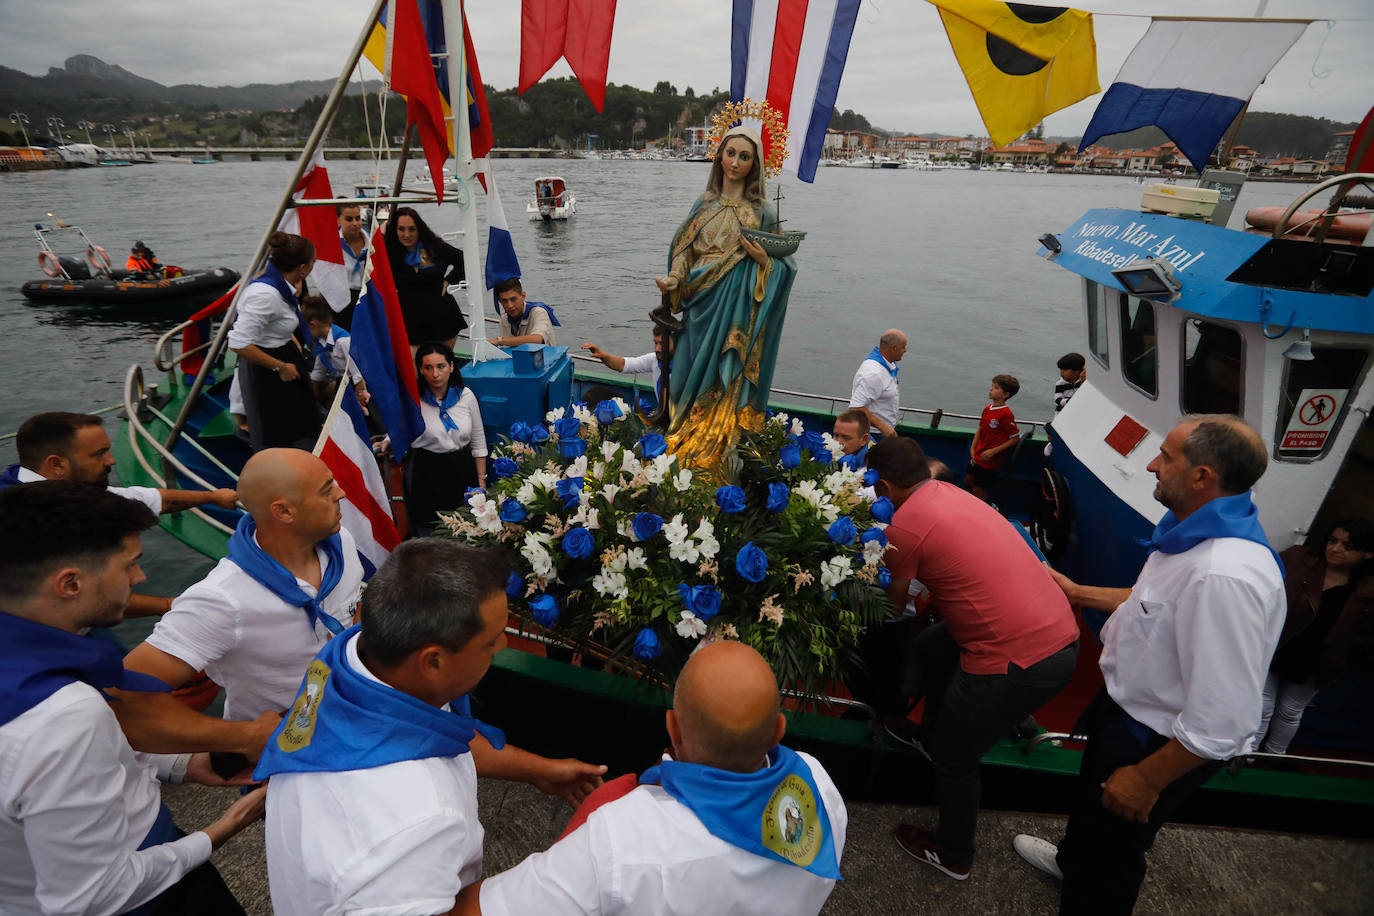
[516,481,537,504]
[521,532,554,577]
[863,539,887,566]
[818,501,841,525]
[617,519,636,540]
[475,504,503,534]
[571,403,593,423]
[790,417,806,437]
[673,468,693,491]
[565,455,589,479]
[528,470,560,493]
[663,514,690,545]
[669,540,701,563]
[545,407,566,423]
[571,505,600,530]
[591,461,605,480]
[692,518,715,541]
[676,610,708,639]
[620,454,642,477]
[601,483,621,506]
[612,397,630,418]
[772,411,790,427]
[644,462,666,485]
[466,491,491,513]
[692,518,720,559]
[624,547,648,571]
[820,556,854,589]
[601,440,620,462]
[653,453,675,473]
[592,569,628,600]
[821,432,846,460]
[824,468,863,493]
[795,480,824,507]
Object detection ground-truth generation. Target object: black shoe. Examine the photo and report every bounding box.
[1010,715,1039,741]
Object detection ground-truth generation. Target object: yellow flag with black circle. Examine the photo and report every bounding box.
[927,0,1100,148]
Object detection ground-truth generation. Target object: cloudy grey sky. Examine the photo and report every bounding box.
[3,0,1370,135]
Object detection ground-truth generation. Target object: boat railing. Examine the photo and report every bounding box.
[154,318,206,372]
[1023,731,1374,776]
[122,364,238,536]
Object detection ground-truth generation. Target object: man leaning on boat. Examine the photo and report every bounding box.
[1014,414,1285,915]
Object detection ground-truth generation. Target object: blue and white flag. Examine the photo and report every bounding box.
[1079,19,1308,173]
[482,158,522,308]
[731,0,863,183]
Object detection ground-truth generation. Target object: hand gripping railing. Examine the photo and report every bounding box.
[1021,730,1374,776]
[123,364,237,536]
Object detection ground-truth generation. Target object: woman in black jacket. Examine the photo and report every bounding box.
[383,206,467,352]
[1258,517,1374,753]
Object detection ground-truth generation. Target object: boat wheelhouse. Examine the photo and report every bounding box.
[526,176,576,221]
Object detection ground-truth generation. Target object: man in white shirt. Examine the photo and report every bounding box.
[581,324,672,400]
[1013,414,1284,915]
[116,448,362,766]
[848,329,906,438]
[2,411,238,618]
[488,277,559,347]
[456,641,848,916]
[258,539,607,916]
[0,482,264,916]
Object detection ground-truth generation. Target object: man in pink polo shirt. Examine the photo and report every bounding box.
[867,436,1079,881]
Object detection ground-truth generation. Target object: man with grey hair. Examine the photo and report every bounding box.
[1013,415,1285,914]
[848,329,907,439]
[257,539,606,916]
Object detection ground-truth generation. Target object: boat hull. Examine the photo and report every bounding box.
[20,268,239,304]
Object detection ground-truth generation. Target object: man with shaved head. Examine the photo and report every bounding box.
[848,328,907,439]
[118,449,364,763]
[455,641,848,915]
[1014,415,1285,914]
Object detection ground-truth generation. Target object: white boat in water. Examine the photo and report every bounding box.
[526,175,576,221]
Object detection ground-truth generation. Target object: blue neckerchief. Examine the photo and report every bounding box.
[251,261,311,347]
[1143,491,1284,577]
[253,626,505,779]
[864,346,897,379]
[404,245,424,267]
[0,610,170,727]
[311,326,350,362]
[0,464,24,490]
[839,442,869,472]
[226,515,347,636]
[341,233,368,276]
[640,745,842,880]
[507,301,561,335]
[420,386,464,433]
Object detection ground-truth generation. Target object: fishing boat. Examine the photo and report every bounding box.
[526,176,577,220]
[20,221,239,304]
[107,0,1374,838]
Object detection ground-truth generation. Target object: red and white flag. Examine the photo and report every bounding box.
[278,147,350,313]
[314,381,400,578]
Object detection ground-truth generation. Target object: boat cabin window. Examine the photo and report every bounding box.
[1275,346,1369,462]
[1086,282,1109,368]
[1181,320,1243,415]
[1119,295,1157,397]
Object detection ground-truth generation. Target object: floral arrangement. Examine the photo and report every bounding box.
[440,400,896,701]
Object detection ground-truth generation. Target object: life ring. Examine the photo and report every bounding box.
[86,245,112,275]
[1030,467,1073,564]
[38,250,62,278]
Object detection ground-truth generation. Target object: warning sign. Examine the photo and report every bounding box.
[1280,388,1348,452]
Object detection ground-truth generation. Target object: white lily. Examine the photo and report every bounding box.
[790,417,806,437]
[662,514,690,545]
[545,407,566,423]
[675,610,708,639]
[565,455,589,479]
[624,547,648,571]
[820,556,854,589]
[601,440,620,462]
[673,468,693,491]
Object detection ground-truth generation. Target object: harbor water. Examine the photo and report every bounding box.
[0,160,1310,589]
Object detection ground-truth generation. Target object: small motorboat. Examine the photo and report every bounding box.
[20,221,239,304]
[526,176,576,221]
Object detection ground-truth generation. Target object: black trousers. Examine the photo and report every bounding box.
[241,341,321,451]
[917,623,1078,865]
[1056,689,1223,915]
[850,614,923,718]
[402,445,477,538]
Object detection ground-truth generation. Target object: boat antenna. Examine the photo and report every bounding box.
[772,182,785,230]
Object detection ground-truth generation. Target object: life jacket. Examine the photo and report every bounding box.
[127,255,158,273]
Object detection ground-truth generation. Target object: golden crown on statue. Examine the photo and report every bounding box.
[708,99,789,179]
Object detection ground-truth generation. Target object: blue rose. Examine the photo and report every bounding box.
[765,482,790,513]
[491,456,520,479]
[633,628,661,660]
[530,593,560,628]
[801,430,827,456]
[508,421,533,443]
[505,570,524,597]
[779,439,802,469]
[828,516,858,545]
[638,432,667,459]
[595,399,623,425]
[530,425,550,444]
[554,416,583,441]
[715,485,747,514]
[840,452,863,472]
[499,499,527,523]
[559,436,587,460]
[876,567,892,588]
[676,583,722,620]
[464,486,485,499]
[860,527,888,548]
[562,525,594,559]
[638,395,656,414]
[870,496,895,524]
[632,512,664,541]
[555,477,583,508]
[863,468,880,488]
[735,541,768,583]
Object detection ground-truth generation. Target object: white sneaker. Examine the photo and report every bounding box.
[1013,834,1063,880]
